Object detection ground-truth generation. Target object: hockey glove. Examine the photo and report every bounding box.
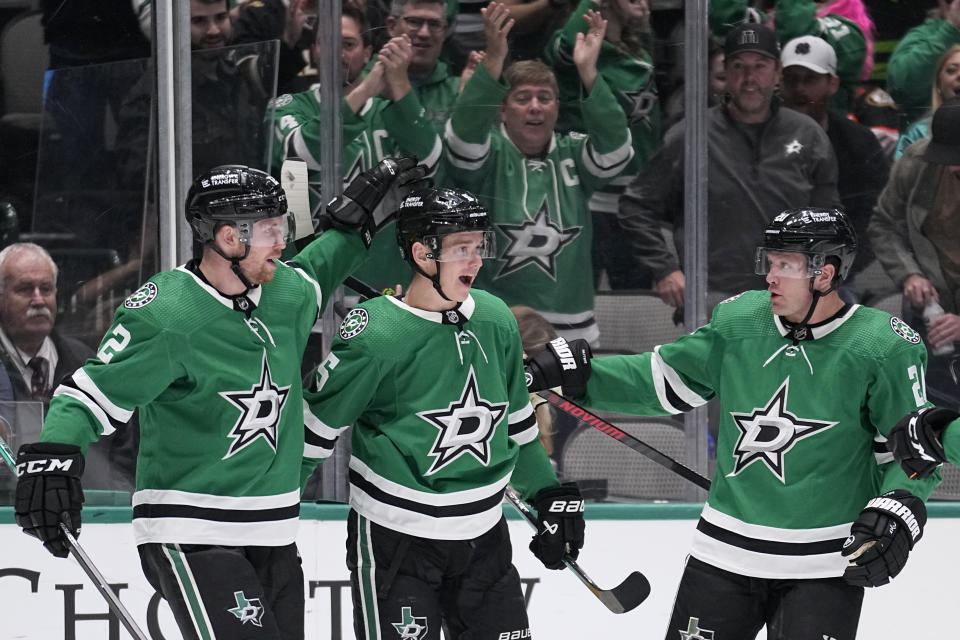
[525,337,592,398]
[887,407,958,479]
[841,489,926,587]
[320,156,430,247]
[528,482,585,570]
[14,442,84,558]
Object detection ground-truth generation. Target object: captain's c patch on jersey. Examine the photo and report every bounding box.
[124,282,158,309]
[340,308,369,340]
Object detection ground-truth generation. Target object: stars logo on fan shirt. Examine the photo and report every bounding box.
[494,201,581,280]
[728,378,837,483]
[417,366,507,475]
[227,591,265,627]
[785,139,804,155]
[392,606,428,639]
[620,84,658,127]
[679,617,715,640]
[220,351,291,460]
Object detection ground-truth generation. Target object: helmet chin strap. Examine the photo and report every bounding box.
[212,243,256,292]
[792,275,838,344]
[411,259,453,302]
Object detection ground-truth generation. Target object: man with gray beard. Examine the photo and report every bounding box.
[0,243,92,402]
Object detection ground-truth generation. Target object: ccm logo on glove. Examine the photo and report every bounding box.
[17,457,78,476]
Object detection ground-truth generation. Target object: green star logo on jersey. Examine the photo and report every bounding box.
[227,590,265,627]
[619,84,658,127]
[728,377,838,483]
[417,366,508,475]
[391,606,428,639]
[219,350,291,460]
[679,617,714,640]
[493,201,581,281]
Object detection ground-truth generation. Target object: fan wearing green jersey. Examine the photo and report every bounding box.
[543,0,662,290]
[445,2,634,345]
[527,208,941,640]
[302,187,585,640]
[13,157,425,640]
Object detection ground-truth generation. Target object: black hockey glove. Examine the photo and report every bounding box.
[524,337,592,398]
[320,156,430,247]
[528,482,585,570]
[841,489,926,588]
[887,407,958,479]
[14,442,84,558]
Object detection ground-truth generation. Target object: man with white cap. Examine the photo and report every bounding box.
[781,35,888,289]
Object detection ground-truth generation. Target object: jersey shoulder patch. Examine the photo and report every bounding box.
[889,316,922,345]
[124,282,159,309]
[268,93,293,109]
[339,308,369,340]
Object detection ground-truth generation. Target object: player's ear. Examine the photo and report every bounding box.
[815,262,837,292]
[215,223,241,252]
[411,241,436,273]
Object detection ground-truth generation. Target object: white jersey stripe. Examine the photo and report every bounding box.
[133,488,300,510]
[53,385,118,437]
[350,485,504,540]
[72,367,134,424]
[134,517,300,546]
[350,457,510,507]
[652,346,708,411]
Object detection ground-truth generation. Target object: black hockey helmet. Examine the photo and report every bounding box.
[756,207,858,283]
[185,165,291,245]
[396,187,491,261]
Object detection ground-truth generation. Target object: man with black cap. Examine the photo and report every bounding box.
[870,96,960,408]
[781,35,889,285]
[620,22,840,310]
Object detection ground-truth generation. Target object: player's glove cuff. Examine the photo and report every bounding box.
[14,442,85,558]
[887,407,957,479]
[841,489,926,587]
[525,337,592,397]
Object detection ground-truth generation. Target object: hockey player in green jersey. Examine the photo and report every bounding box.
[445,3,634,345]
[526,208,940,639]
[302,187,585,640]
[13,158,426,640]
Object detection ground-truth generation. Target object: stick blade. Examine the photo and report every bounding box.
[598,571,651,614]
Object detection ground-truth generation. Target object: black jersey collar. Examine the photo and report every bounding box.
[386,293,476,325]
[773,303,858,341]
[180,260,264,312]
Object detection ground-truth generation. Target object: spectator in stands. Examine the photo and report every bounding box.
[619,23,838,310]
[230,0,318,94]
[710,0,874,113]
[894,44,960,158]
[445,3,633,345]
[266,4,442,296]
[887,0,960,128]
[0,244,91,403]
[869,97,960,408]
[663,36,727,129]
[543,0,662,290]
[780,35,888,287]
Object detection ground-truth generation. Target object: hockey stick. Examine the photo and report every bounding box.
[0,434,150,640]
[504,487,650,613]
[537,390,712,491]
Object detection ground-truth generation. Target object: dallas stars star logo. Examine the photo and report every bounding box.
[785,139,804,155]
[620,85,658,127]
[494,201,581,280]
[219,351,291,460]
[679,617,714,640]
[227,590,265,627]
[392,606,428,639]
[728,378,837,483]
[417,366,507,475]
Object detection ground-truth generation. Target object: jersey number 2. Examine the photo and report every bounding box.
[908,365,926,407]
[97,324,131,363]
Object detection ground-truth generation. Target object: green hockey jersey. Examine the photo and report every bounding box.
[579,290,939,579]
[445,63,633,344]
[302,290,558,540]
[40,231,367,547]
[265,88,442,292]
[543,0,662,215]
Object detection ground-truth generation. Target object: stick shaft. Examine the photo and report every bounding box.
[537,390,711,491]
[0,433,149,640]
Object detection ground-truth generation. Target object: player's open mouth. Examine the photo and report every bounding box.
[459,275,473,286]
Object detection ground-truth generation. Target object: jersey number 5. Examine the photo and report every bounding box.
[314,353,341,392]
[97,324,132,363]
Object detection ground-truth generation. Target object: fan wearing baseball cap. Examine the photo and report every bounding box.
[780,35,888,283]
[870,97,960,409]
[619,21,840,309]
